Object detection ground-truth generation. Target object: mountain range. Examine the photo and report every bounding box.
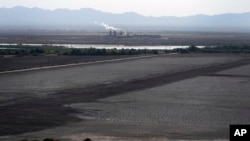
[1,6,250,32]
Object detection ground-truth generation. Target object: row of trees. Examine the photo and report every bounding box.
[1,45,250,56]
[67,48,158,56]
[0,46,158,56]
[170,45,250,53]
[0,48,45,56]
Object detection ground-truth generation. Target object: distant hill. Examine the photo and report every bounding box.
[1,6,250,32]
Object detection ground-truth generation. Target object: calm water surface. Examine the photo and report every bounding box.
[0,43,205,50]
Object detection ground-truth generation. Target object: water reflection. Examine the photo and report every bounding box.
[0,43,205,50]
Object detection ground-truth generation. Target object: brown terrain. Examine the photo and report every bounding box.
[0,54,250,141]
[1,31,250,45]
[0,55,142,72]
[0,31,250,141]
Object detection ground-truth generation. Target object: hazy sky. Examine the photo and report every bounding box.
[1,0,250,17]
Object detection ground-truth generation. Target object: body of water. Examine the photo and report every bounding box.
[0,43,205,50]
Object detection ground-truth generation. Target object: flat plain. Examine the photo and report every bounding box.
[1,31,250,45]
[0,54,250,141]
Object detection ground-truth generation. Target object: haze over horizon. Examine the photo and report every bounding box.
[1,6,250,32]
[1,1,250,32]
[1,0,250,17]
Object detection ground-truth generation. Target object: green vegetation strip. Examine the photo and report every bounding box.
[169,45,250,53]
[1,45,250,57]
[0,45,158,56]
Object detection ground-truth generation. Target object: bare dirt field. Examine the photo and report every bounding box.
[0,55,142,72]
[0,54,250,141]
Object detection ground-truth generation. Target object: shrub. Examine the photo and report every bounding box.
[43,138,58,141]
[83,138,92,141]
[19,139,29,141]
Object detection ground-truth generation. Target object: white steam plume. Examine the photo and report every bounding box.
[94,21,120,31]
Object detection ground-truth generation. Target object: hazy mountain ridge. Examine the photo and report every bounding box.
[1,6,250,31]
